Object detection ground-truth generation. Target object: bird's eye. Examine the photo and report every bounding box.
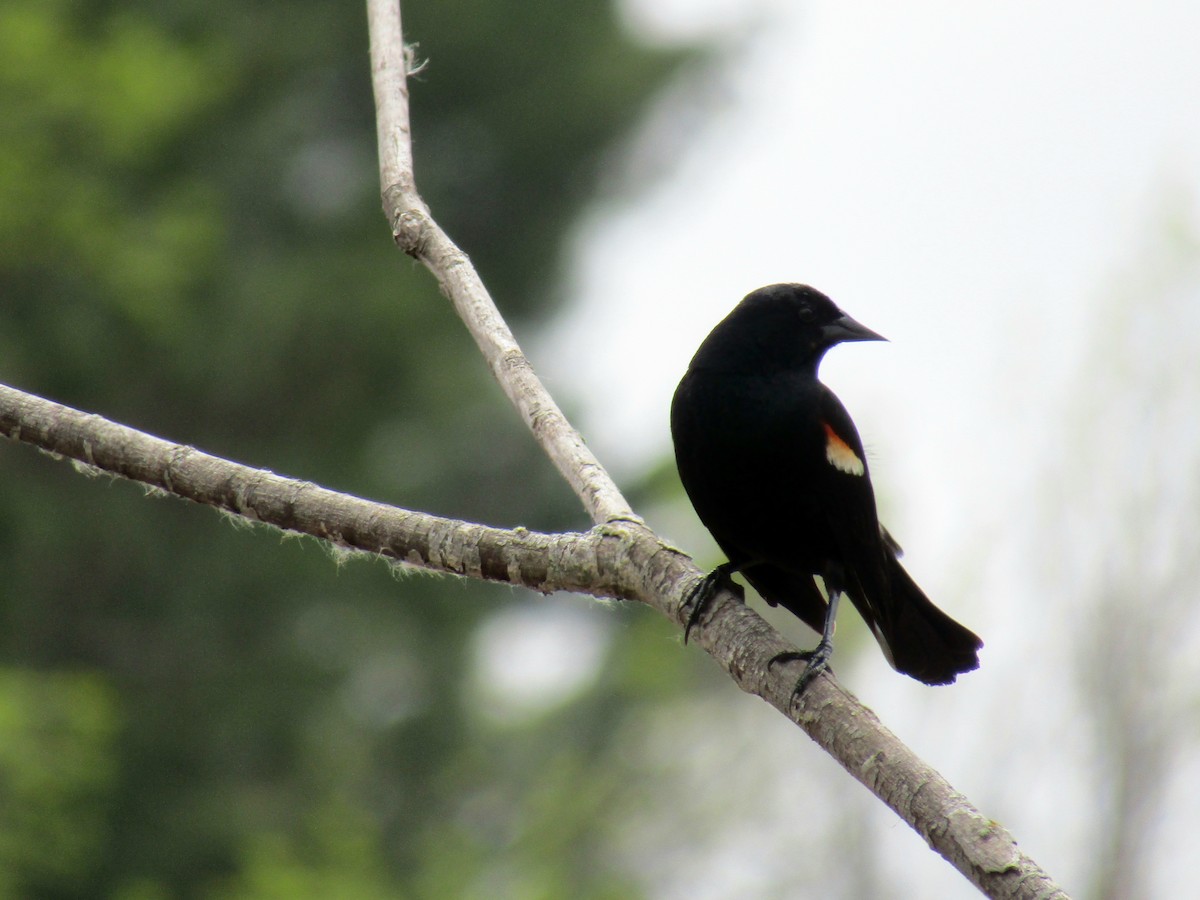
[797,306,816,323]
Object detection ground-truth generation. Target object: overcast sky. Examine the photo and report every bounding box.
[530,2,1200,895]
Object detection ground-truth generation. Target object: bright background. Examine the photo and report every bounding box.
[2,1,1198,897]
[537,1,1200,897]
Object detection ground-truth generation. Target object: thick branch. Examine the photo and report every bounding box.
[367,0,633,527]
[0,380,1063,899]
[0,3,1070,895]
[0,384,635,598]
[358,2,1070,896]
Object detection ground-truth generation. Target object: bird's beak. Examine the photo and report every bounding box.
[822,313,887,344]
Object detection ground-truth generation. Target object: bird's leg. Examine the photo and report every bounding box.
[792,588,839,697]
[767,588,840,702]
[682,561,744,643]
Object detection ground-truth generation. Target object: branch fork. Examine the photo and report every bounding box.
[0,2,1069,896]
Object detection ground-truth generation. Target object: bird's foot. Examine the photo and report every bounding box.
[682,562,744,643]
[768,638,834,704]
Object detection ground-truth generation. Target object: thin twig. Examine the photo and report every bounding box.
[367,0,634,526]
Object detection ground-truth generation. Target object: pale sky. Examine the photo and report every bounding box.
[526,1,1200,895]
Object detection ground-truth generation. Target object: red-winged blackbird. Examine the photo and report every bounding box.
[671,283,982,692]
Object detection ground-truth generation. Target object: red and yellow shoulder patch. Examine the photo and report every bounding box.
[822,422,865,476]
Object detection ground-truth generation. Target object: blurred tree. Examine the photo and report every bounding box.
[1041,208,1200,900]
[0,671,119,895]
[0,0,700,895]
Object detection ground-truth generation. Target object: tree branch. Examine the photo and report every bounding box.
[0,2,1071,895]
[360,3,1069,896]
[0,378,1062,898]
[0,384,635,598]
[367,0,634,527]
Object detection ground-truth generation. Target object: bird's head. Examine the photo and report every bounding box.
[689,283,886,375]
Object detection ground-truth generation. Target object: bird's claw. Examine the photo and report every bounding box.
[682,563,744,643]
[768,639,834,705]
[681,577,713,644]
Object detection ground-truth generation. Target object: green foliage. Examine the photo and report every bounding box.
[209,799,399,899]
[0,0,229,333]
[0,670,120,897]
[0,0,696,896]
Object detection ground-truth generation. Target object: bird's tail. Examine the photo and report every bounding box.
[871,559,982,685]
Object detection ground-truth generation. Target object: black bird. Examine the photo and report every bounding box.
[670,284,981,692]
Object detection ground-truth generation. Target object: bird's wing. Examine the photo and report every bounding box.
[811,387,892,623]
